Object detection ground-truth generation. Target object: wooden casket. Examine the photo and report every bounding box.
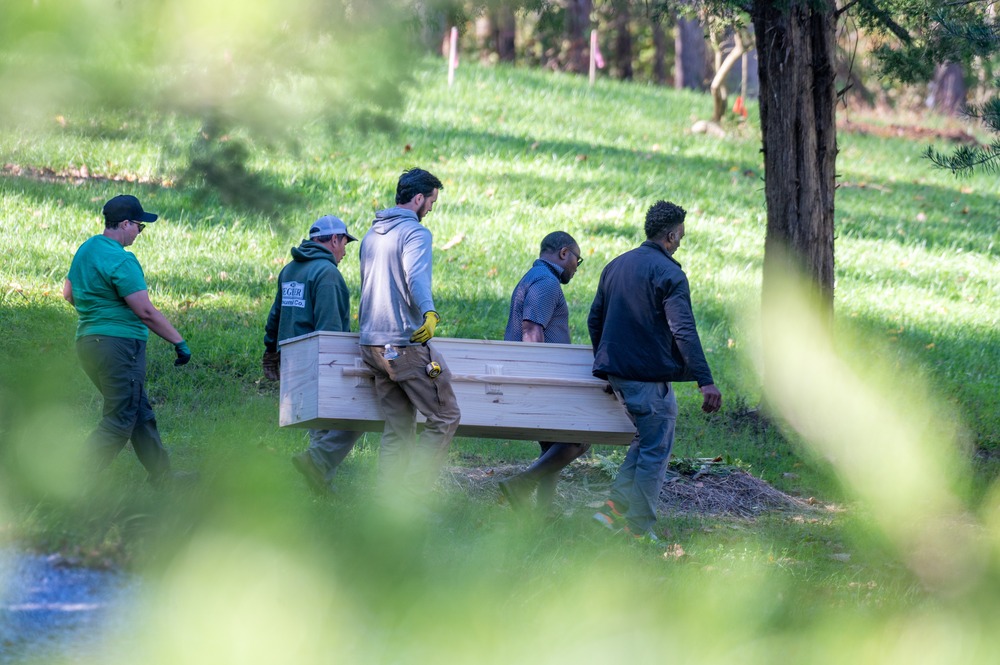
[279,332,635,445]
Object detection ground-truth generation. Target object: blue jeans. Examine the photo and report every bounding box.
[607,377,678,533]
[307,429,362,485]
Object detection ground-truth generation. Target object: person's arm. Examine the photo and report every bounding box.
[123,290,183,344]
[587,283,605,351]
[662,276,720,412]
[662,279,713,386]
[401,227,436,315]
[263,284,282,352]
[62,279,74,306]
[522,320,545,343]
[261,284,283,380]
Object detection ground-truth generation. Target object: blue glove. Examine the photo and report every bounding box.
[174,340,192,366]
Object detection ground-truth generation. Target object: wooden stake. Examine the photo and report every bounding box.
[589,29,597,86]
[448,26,458,87]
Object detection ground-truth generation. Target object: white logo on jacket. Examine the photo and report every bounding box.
[281,281,306,308]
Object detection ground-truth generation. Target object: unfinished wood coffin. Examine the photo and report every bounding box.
[279,331,635,445]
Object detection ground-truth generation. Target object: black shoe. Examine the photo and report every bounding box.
[498,477,532,512]
[292,452,329,495]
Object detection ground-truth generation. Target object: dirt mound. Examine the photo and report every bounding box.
[444,458,816,518]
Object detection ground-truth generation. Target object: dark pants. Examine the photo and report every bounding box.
[76,335,170,481]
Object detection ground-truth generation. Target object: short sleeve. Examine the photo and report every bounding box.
[521,279,563,329]
[111,255,148,298]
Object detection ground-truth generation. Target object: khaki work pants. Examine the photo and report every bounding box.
[360,344,461,503]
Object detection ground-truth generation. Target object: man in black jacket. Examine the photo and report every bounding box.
[589,200,722,540]
[263,215,360,494]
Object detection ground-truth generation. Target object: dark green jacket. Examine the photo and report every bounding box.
[264,241,350,352]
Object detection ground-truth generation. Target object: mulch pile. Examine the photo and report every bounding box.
[445,457,816,519]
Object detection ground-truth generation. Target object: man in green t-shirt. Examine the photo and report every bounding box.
[63,195,192,485]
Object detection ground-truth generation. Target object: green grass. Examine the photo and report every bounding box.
[2,61,1000,662]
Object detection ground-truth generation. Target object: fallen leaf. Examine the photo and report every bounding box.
[441,233,465,250]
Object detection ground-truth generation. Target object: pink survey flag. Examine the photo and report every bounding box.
[593,36,605,69]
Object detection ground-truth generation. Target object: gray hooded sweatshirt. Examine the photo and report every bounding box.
[358,207,436,346]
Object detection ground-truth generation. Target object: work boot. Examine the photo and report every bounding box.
[498,475,535,511]
[535,474,558,513]
[292,452,330,495]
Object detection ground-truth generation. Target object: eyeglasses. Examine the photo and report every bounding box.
[129,220,145,233]
[565,248,584,267]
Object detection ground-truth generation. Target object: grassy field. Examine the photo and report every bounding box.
[2,61,1000,663]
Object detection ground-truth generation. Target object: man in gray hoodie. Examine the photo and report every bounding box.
[263,215,361,494]
[358,168,461,504]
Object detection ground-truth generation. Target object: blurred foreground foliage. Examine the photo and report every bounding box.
[0,0,418,211]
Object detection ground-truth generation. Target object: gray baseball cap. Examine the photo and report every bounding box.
[309,215,357,242]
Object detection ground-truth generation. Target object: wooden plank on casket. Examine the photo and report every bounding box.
[279,331,635,445]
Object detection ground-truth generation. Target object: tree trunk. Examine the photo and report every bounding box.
[612,0,633,80]
[675,12,708,90]
[652,17,668,85]
[495,6,517,63]
[710,33,744,122]
[927,62,966,116]
[751,0,837,322]
[475,14,493,63]
[565,0,592,73]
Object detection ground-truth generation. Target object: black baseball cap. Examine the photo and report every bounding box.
[102,195,158,224]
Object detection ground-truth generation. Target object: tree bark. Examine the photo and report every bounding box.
[751,0,837,322]
[675,12,708,90]
[927,62,966,116]
[612,0,633,80]
[495,6,517,63]
[652,16,668,85]
[565,0,592,73]
[710,33,745,122]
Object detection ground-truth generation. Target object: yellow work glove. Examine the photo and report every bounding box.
[410,310,440,344]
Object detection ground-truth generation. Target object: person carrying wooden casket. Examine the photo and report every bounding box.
[498,231,592,514]
[589,200,722,541]
[357,168,461,508]
[263,215,361,495]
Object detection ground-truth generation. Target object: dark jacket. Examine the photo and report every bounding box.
[264,241,350,352]
[588,241,714,386]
